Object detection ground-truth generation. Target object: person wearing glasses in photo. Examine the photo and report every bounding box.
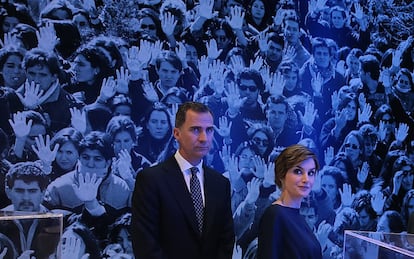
[131,101,235,258]
[373,104,397,159]
[246,123,274,162]
[225,68,266,151]
[382,156,414,214]
[336,130,368,193]
[258,144,322,259]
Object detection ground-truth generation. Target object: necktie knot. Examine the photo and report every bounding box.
[190,166,198,176]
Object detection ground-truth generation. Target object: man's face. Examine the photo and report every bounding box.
[331,10,345,29]
[266,103,287,130]
[26,64,58,91]
[7,180,44,211]
[1,54,26,89]
[156,61,180,88]
[283,20,300,45]
[79,149,110,178]
[313,46,331,69]
[267,41,283,62]
[173,110,214,165]
[25,124,47,150]
[300,207,318,229]
[238,79,259,106]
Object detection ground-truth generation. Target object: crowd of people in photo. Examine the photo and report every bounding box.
[0,0,413,258]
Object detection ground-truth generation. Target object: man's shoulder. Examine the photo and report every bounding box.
[204,166,230,185]
[139,157,177,176]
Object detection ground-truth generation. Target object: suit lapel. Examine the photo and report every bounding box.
[163,157,200,236]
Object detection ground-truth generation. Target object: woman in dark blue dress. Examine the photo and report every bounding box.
[258,144,322,259]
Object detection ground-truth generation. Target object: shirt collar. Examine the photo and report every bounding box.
[174,151,202,174]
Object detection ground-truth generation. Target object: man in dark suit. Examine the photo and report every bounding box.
[131,102,235,258]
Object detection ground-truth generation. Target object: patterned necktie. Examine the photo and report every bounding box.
[190,166,204,234]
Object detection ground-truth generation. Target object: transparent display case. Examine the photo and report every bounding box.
[0,211,63,259]
[344,230,414,258]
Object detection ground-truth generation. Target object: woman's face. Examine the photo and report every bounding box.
[357,208,371,228]
[139,16,157,37]
[214,29,231,50]
[73,54,98,84]
[146,110,170,140]
[113,131,135,155]
[283,70,298,91]
[185,44,198,66]
[343,100,357,121]
[321,175,338,202]
[282,158,317,200]
[347,55,360,74]
[344,135,361,162]
[396,74,412,93]
[251,0,265,21]
[56,142,79,172]
[238,148,255,172]
[252,131,269,156]
[331,10,346,29]
[2,16,19,33]
[72,13,92,38]
[1,54,26,89]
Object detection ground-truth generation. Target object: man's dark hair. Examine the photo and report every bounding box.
[155,50,183,71]
[5,162,50,191]
[237,68,265,92]
[175,102,212,128]
[23,48,61,75]
[359,54,380,81]
[78,131,113,161]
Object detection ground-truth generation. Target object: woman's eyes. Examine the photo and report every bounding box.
[293,169,316,176]
[293,169,302,175]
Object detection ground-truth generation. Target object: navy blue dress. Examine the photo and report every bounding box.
[258,204,322,259]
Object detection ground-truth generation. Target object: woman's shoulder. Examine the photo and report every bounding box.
[262,204,299,220]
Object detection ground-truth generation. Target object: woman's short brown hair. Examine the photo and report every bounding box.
[274,144,320,188]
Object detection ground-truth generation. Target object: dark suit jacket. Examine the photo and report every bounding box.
[131,156,235,259]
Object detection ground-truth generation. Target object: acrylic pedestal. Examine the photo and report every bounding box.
[0,211,63,259]
[344,230,414,258]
